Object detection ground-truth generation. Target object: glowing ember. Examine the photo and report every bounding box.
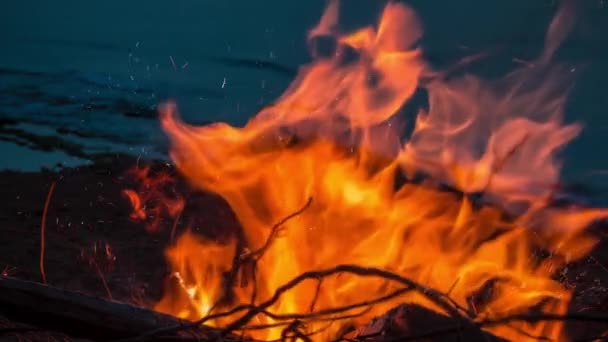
[126,2,608,341]
[122,165,185,233]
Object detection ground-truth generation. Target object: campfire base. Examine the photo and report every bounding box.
[0,276,225,341]
[0,276,513,342]
[351,304,506,342]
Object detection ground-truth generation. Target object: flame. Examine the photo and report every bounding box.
[122,165,185,233]
[145,2,607,341]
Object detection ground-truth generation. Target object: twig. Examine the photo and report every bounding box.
[219,265,467,337]
[309,278,323,313]
[246,287,409,322]
[216,198,313,311]
[241,307,371,331]
[501,323,552,341]
[244,198,313,311]
[446,278,459,297]
[280,320,312,342]
[247,197,314,261]
[40,181,56,285]
[116,264,458,342]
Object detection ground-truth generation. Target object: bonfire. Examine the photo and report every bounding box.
[1,1,608,342]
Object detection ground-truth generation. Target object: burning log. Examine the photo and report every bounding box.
[0,276,239,341]
[351,303,507,342]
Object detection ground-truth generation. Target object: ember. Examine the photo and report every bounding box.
[122,165,185,234]
[118,1,608,341]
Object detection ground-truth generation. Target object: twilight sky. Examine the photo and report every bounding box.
[1,0,607,186]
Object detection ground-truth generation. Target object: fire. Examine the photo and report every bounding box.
[122,165,185,233]
[128,2,608,341]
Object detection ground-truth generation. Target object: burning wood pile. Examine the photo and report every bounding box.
[2,1,608,341]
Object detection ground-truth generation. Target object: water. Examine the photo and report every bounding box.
[1,0,607,192]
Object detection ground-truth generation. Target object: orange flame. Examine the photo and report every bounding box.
[149,2,607,341]
[122,165,185,233]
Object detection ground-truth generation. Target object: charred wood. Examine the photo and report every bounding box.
[0,276,233,341]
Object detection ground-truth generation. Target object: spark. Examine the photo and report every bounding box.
[170,205,184,242]
[94,260,113,300]
[40,181,56,285]
[1,265,17,277]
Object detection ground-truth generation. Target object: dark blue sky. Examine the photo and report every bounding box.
[1,0,607,186]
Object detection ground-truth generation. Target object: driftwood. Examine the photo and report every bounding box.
[0,276,227,341]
